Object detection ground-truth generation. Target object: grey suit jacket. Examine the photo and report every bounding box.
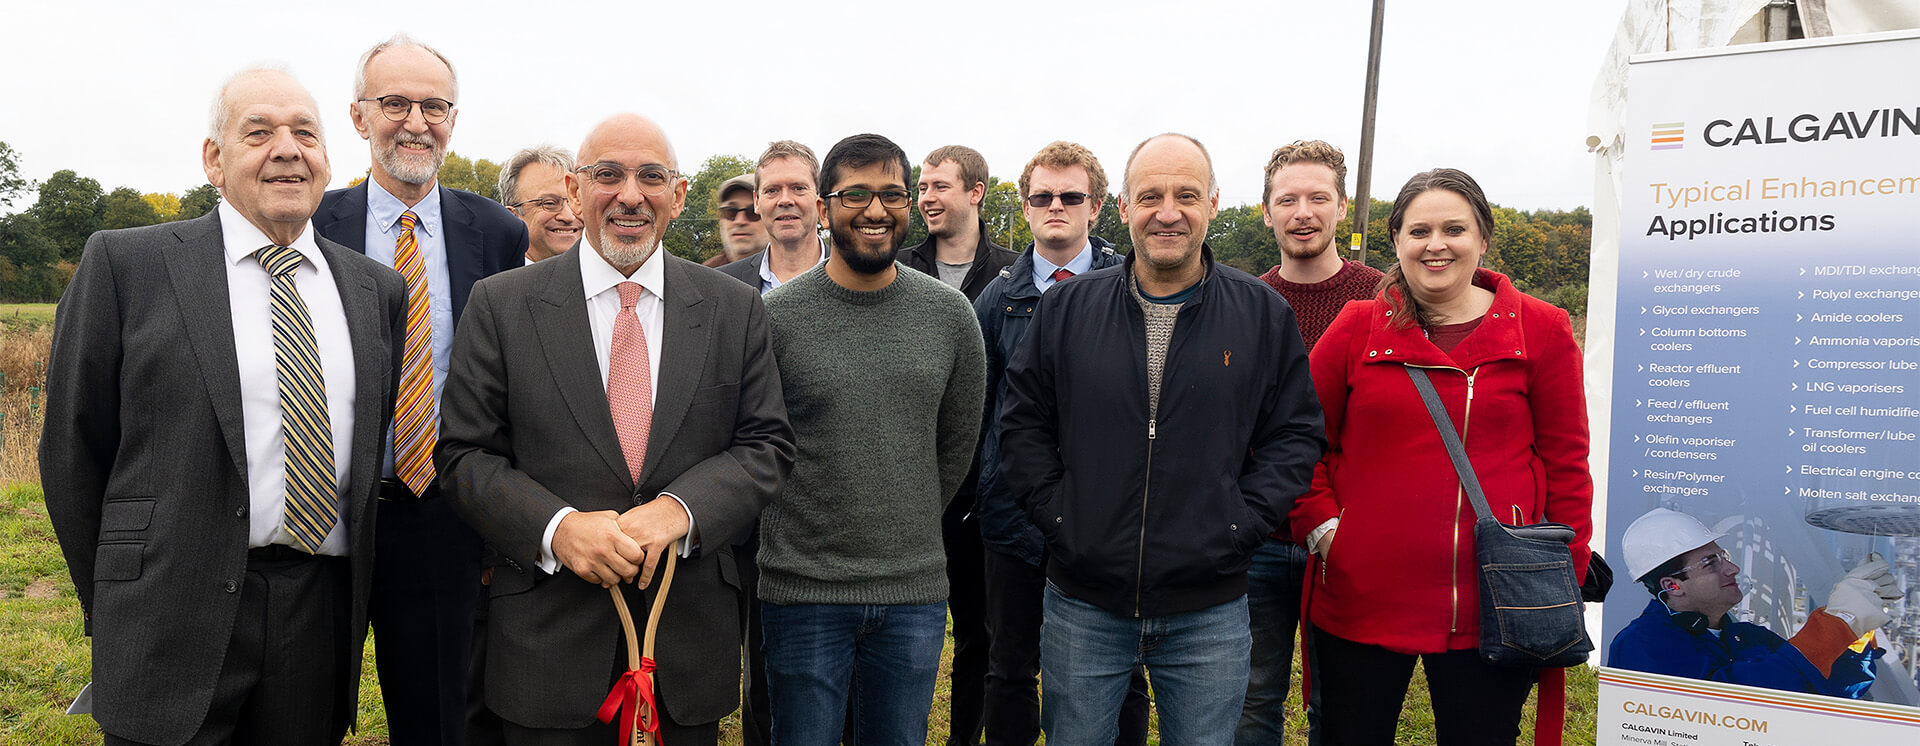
[438,247,794,728]
[39,210,406,746]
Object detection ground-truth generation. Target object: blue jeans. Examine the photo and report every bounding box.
[1040,584,1250,746]
[761,601,946,746]
[1237,539,1309,746]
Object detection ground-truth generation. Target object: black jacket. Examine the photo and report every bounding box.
[998,245,1326,618]
[896,218,1020,302]
[974,237,1121,566]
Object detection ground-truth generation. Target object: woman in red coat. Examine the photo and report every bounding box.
[1290,168,1593,746]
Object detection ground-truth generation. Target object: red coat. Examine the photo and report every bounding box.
[1291,269,1593,654]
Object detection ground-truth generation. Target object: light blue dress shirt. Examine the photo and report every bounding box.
[363,178,454,476]
[1032,239,1096,293]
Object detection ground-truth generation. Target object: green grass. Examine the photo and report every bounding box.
[0,477,1597,744]
[0,305,55,334]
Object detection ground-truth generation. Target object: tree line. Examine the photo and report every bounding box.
[0,142,1592,315]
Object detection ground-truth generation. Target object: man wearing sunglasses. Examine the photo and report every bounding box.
[759,133,986,743]
[501,145,583,264]
[316,33,529,746]
[971,141,1153,746]
[1610,508,1896,698]
[705,173,768,268]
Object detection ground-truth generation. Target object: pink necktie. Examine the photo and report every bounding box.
[608,282,652,485]
[1049,268,1075,283]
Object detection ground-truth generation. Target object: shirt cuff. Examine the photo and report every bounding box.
[538,506,578,574]
[1307,518,1340,557]
[659,491,697,558]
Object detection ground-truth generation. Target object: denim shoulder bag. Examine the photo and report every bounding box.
[1406,366,1592,668]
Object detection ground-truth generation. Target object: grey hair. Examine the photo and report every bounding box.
[1120,132,1217,200]
[498,145,576,205]
[207,64,320,143]
[352,33,459,104]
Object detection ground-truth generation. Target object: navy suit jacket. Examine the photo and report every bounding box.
[316,182,529,323]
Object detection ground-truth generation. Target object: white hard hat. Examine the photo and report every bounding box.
[1622,508,1725,581]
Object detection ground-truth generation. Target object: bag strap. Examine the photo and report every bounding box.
[1405,366,1495,524]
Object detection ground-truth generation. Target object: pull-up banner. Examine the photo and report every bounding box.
[1600,31,1920,742]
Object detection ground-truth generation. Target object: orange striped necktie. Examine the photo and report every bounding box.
[392,211,437,496]
[255,245,337,553]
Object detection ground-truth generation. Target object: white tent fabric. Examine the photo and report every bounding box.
[1580,0,1920,656]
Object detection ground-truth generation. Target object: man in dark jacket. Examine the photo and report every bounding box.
[894,144,1018,745]
[973,141,1148,746]
[999,133,1325,745]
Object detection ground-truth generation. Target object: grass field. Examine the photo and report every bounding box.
[0,305,1599,744]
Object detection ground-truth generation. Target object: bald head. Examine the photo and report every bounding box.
[1121,132,1216,201]
[578,113,678,170]
[570,113,687,273]
[209,67,321,143]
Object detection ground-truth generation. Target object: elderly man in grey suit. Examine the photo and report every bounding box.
[41,67,405,746]
[439,112,794,745]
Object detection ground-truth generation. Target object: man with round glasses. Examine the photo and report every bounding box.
[316,33,529,746]
[1609,507,1897,698]
[501,145,583,264]
[706,173,768,268]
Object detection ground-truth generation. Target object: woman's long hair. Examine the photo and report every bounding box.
[1377,168,1496,329]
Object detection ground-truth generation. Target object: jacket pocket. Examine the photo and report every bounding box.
[94,541,144,581]
[99,498,155,533]
[489,564,538,598]
[691,381,740,406]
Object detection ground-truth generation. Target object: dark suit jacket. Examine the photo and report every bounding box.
[315,182,529,323]
[40,210,406,746]
[717,238,829,291]
[438,248,794,728]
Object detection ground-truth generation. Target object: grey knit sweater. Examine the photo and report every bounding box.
[758,263,987,605]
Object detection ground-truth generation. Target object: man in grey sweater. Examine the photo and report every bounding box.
[759,133,987,745]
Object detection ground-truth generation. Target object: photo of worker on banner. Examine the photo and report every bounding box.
[1606,507,1906,699]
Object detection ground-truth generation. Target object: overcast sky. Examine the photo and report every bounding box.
[0,0,1626,212]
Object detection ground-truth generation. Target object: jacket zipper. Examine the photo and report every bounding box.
[1135,418,1155,618]
[1408,363,1475,635]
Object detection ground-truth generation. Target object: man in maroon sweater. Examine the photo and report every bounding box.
[1239,140,1383,745]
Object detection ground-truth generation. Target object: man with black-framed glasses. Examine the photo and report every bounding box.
[759,133,986,744]
[706,173,768,268]
[316,33,528,746]
[501,145,582,264]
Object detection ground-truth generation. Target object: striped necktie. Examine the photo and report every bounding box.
[392,211,437,496]
[256,245,337,553]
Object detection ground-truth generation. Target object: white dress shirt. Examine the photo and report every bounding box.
[537,244,695,573]
[362,178,453,477]
[220,201,356,555]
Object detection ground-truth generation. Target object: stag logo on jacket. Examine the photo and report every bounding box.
[1223,350,1232,367]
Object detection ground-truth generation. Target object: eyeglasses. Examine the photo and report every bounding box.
[511,197,568,215]
[718,205,761,222]
[1671,549,1732,580]
[575,163,681,196]
[825,189,912,209]
[1026,191,1092,208]
[357,95,454,124]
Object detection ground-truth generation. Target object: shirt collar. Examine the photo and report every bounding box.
[758,237,829,286]
[580,241,667,302]
[367,176,442,237]
[219,201,322,269]
[1033,239,1094,278]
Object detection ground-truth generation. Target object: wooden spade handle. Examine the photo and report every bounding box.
[608,552,678,746]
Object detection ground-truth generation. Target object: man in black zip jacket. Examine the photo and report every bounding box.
[999,133,1325,745]
[895,144,1017,745]
[973,141,1149,746]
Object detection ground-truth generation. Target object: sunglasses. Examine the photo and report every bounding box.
[719,205,761,221]
[1026,191,1091,208]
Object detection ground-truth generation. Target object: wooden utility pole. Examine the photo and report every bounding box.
[1354,0,1386,264]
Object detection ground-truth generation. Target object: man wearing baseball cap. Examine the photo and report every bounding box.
[706,173,769,268]
[1608,507,1897,698]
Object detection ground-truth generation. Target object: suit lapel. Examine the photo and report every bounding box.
[318,238,387,531]
[164,212,249,478]
[319,185,369,254]
[440,186,483,324]
[529,250,632,488]
[639,257,712,485]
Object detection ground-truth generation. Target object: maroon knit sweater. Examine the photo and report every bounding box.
[1259,260,1385,351]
